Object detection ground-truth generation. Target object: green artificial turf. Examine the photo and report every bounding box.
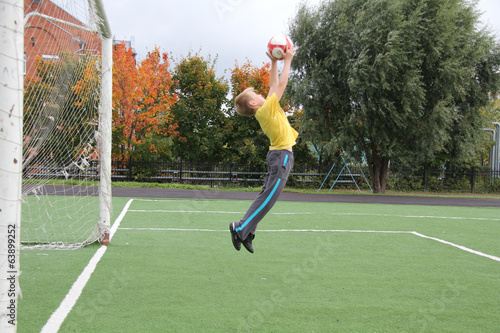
[19,197,500,332]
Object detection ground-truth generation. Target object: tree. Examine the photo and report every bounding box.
[170,54,229,162]
[112,43,178,163]
[289,0,500,193]
[477,95,500,166]
[134,46,179,161]
[112,42,140,161]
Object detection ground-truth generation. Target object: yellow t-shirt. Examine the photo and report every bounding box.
[255,93,298,150]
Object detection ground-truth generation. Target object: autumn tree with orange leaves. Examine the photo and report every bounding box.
[112,43,179,162]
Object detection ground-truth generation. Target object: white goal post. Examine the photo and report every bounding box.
[0,1,24,331]
[0,0,111,329]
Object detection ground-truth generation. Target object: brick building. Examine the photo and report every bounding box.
[24,0,101,78]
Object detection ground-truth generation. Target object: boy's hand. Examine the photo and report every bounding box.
[266,50,278,63]
[284,44,295,62]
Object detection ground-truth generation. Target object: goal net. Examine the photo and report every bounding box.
[21,0,112,250]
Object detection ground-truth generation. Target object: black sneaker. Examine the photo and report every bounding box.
[229,222,241,251]
[242,234,255,253]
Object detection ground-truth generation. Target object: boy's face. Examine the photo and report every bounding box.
[248,90,266,108]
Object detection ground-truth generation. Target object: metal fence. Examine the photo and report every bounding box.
[387,166,500,194]
[111,160,500,194]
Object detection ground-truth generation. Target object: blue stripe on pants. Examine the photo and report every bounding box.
[235,178,281,232]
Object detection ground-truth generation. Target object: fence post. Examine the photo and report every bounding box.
[128,155,133,181]
[179,158,183,183]
[471,167,475,193]
[173,163,179,183]
[210,163,214,188]
[231,163,238,184]
[424,165,428,191]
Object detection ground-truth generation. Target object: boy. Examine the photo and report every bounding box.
[230,44,297,253]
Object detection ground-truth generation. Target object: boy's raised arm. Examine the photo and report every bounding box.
[268,44,295,101]
[267,58,279,97]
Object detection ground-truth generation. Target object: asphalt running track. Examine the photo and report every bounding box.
[33,185,499,207]
[111,187,500,208]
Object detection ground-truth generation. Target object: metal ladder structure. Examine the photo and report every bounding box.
[318,153,373,193]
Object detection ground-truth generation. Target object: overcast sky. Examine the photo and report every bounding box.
[103,0,500,78]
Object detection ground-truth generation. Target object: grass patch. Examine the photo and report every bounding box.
[19,198,500,332]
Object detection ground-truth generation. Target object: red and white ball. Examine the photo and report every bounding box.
[267,34,293,60]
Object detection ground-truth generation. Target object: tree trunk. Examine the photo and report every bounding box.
[368,143,390,193]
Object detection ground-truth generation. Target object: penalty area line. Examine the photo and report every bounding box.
[128,209,311,215]
[120,228,500,263]
[411,231,500,262]
[118,228,412,234]
[40,199,134,333]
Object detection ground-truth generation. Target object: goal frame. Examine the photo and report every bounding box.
[0,0,112,330]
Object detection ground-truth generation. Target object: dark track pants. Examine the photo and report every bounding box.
[234,149,294,241]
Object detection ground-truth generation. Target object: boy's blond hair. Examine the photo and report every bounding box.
[234,87,258,116]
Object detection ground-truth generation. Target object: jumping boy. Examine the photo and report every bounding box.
[229,44,297,253]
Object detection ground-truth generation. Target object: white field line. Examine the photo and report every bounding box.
[128,209,500,221]
[133,199,500,221]
[119,227,500,263]
[330,212,500,222]
[128,209,310,215]
[411,231,500,262]
[118,228,411,234]
[134,199,251,203]
[40,199,134,333]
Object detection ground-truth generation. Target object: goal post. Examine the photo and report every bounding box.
[0,1,24,331]
[98,10,112,245]
[2,0,112,328]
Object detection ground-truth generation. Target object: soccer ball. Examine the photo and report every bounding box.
[267,34,293,60]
